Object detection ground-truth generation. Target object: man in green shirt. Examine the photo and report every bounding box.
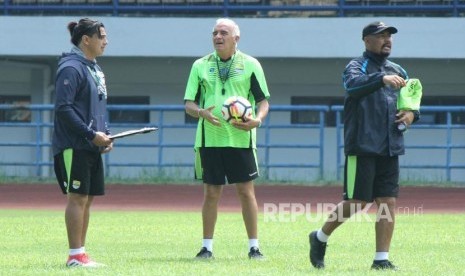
[184,18,270,260]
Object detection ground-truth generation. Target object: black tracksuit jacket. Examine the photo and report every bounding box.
[342,50,409,157]
[52,52,110,156]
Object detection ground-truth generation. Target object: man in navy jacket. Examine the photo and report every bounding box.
[309,22,420,271]
[52,18,113,268]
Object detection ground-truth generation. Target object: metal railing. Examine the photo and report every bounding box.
[2,0,465,17]
[331,105,465,181]
[258,105,329,179]
[1,104,464,181]
[0,104,328,180]
[0,104,52,177]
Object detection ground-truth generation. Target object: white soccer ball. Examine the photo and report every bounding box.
[221,96,253,123]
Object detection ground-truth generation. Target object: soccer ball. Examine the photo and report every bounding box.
[221,96,252,123]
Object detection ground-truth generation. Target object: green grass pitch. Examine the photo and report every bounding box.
[1,210,464,275]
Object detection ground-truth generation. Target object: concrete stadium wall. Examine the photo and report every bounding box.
[1,16,465,58]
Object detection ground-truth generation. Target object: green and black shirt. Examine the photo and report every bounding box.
[184,50,270,149]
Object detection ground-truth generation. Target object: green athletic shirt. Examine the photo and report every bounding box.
[184,50,270,148]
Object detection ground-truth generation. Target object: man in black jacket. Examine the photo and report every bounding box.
[308,22,420,271]
[53,18,113,268]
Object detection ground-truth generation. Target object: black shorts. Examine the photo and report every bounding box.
[54,149,105,196]
[197,147,259,185]
[343,155,399,202]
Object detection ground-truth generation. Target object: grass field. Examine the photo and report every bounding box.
[1,209,464,275]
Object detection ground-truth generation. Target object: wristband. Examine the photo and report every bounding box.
[257,118,262,128]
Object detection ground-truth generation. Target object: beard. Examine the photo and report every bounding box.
[380,44,391,58]
[380,51,390,58]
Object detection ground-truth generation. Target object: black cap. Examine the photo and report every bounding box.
[362,21,398,39]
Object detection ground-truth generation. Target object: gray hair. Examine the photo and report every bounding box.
[214,18,240,37]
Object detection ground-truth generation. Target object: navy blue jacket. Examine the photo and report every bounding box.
[342,51,408,157]
[52,52,109,155]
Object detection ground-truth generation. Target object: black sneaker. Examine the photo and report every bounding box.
[309,231,326,269]
[371,260,398,270]
[195,247,214,259]
[248,247,264,259]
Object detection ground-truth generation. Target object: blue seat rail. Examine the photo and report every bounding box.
[2,0,465,17]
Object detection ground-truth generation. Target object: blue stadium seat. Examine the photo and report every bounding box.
[119,0,137,4]
[62,0,87,4]
[37,0,62,4]
[389,0,415,5]
[365,0,389,5]
[87,0,113,5]
[138,0,162,4]
[416,0,444,5]
[236,0,263,4]
[300,0,338,7]
[343,0,362,4]
[186,0,211,4]
[161,0,185,4]
[11,0,37,4]
[88,0,112,4]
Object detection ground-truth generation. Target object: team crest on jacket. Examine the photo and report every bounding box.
[72,180,81,190]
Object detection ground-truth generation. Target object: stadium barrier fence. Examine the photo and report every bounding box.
[0,104,464,182]
[332,105,465,182]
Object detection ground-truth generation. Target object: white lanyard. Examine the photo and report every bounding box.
[86,65,107,100]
